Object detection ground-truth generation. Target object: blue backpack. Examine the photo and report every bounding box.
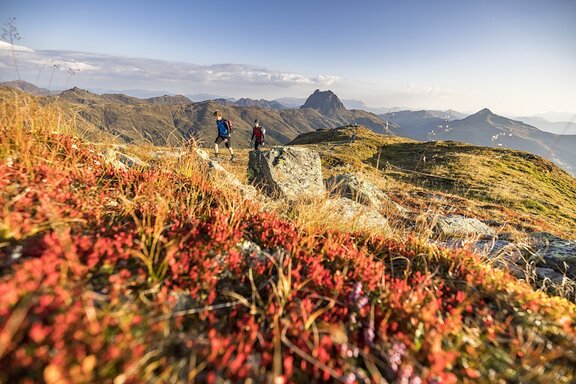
[217,119,232,136]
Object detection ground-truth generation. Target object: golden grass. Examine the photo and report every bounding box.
[2,91,576,383]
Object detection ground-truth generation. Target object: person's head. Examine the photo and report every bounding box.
[213,111,222,120]
[254,119,259,127]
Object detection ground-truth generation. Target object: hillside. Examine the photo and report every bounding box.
[0,79,54,96]
[388,108,576,174]
[379,110,466,139]
[233,98,287,110]
[6,85,394,148]
[289,126,576,237]
[52,87,313,147]
[2,90,576,383]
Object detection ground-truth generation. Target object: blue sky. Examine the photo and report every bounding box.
[1,0,575,117]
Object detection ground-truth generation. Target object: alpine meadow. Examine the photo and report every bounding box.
[1,2,576,383]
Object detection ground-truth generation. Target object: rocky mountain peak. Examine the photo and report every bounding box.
[300,89,346,116]
[57,87,100,103]
[461,107,497,123]
[146,95,192,105]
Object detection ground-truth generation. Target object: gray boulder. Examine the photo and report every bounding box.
[326,173,410,216]
[531,232,576,279]
[193,148,258,201]
[326,173,388,209]
[433,238,526,278]
[323,197,389,233]
[193,148,227,172]
[248,147,326,200]
[434,214,495,239]
[102,147,147,171]
[535,267,568,285]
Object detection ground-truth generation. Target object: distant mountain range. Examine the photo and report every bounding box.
[1,80,574,174]
[387,108,575,173]
[53,87,310,147]
[0,80,57,96]
[380,109,468,138]
[2,83,391,148]
[514,116,576,135]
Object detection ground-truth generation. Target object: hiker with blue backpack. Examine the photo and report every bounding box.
[213,110,236,162]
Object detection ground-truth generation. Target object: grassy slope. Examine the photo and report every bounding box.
[287,126,576,238]
[45,87,391,150]
[1,94,576,383]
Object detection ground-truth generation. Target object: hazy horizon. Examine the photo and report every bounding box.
[1,0,575,118]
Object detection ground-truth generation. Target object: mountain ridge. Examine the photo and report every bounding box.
[2,80,573,173]
[12,85,392,147]
[388,107,575,174]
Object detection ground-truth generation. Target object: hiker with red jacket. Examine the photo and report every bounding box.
[251,119,265,151]
[213,111,235,162]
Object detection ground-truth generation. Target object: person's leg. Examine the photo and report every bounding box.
[224,139,235,160]
[214,136,222,158]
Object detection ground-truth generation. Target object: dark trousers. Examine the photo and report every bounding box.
[254,139,263,151]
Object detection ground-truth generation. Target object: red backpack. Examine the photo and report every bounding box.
[223,119,233,133]
[253,125,263,139]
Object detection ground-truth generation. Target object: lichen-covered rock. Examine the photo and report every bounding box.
[463,239,527,278]
[323,197,389,233]
[102,147,147,170]
[326,173,388,208]
[193,148,259,201]
[535,267,568,285]
[248,147,326,200]
[326,173,410,217]
[434,214,495,239]
[531,232,576,279]
[193,148,226,172]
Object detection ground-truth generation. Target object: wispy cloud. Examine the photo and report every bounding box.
[404,83,455,96]
[0,40,33,52]
[0,41,338,90]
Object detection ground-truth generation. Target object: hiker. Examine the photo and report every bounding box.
[251,119,266,151]
[213,111,235,162]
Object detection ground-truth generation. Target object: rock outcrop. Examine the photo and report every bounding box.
[326,173,409,217]
[248,147,325,201]
[437,233,576,300]
[531,232,576,278]
[323,198,389,232]
[194,148,258,201]
[326,173,388,209]
[102,146,147,171]
[434,214,495,239]
[300,89,346,116]
[247,147,389,233]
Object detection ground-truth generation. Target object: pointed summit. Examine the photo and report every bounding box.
[462,108,497,123]
[58,87,100,103]
[477,108,493,115]
[300,89,346,116]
